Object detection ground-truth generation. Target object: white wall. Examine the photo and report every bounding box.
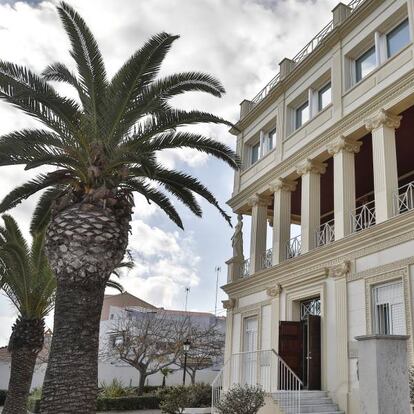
[0,361,46,391]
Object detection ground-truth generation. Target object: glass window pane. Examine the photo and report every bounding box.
[318,83,331,111]
[251,143,259,164]
[387,19,410,58]
[267,128,276,151]
[356,47,376,82]
[295,101,309,129]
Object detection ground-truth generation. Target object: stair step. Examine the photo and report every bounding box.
[283,405,338,413]
[278,397,332,405]
[272,391,328,398]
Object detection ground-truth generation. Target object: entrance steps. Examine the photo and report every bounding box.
[272,391,345,414]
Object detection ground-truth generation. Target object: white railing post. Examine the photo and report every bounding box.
[351,200,376,232]
[315,219,335,247]
[394,181,414,215]
[286,235,301,259]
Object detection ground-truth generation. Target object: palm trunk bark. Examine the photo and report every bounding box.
[40,204,130,414]
[3,318,44,414]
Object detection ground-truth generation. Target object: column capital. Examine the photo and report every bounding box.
[268,177,297,193]
[222,298,236,310]
[266,283,282,298]
[328,135,362,155]
[328,260,351,278]
[365,109,402,132]
[247,193,271,208]
[296,158,327,176]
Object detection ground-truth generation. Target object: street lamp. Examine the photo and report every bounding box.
[182,338,191,386]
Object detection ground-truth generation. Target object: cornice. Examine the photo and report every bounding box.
[223,209,414,297]
[228,70,414,211]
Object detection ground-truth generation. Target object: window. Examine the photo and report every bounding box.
[318,83,331,111]
[251,142,260,165]
[355,47,376,82]
[266,128,276,152]
[372,281,406,335]
[387,19,410,58]
[295,101,309,129]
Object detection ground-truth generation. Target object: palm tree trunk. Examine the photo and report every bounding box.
[40,204,130,414]
[3,318,44,414]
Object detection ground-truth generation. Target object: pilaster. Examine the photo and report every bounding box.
[248,194,270,273]
[365,109,402,223]
[269,178,297,264]
[222,299,236,390]
[296,159,327,253]
[328,136,361,239]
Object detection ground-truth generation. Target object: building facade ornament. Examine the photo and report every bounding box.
[247,193,271,208]
[295,158,327,176]
[269,177,297,193]
[266,283,282,297]
[327,135,362,155]
[329,260,351,278]
[222,298,236,310]
[364,108,402,132]
[231,214,244,260]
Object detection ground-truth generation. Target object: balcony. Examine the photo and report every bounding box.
[287,235,301,259]
[351,200,376,233]
[394,181,414,215]
[260,248,273,270]
[316,219,335,247]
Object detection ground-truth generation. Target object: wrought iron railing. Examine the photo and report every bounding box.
[260,248,273,270]
[240,258,251,278]
[316,219,335,247]
[212,349,303,414]
[351,200,376,232]
[244,0,367,116]
[287,235,301,259]
[394,181,414,215]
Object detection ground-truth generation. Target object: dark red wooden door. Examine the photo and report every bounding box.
[278,321,303,382]
[307,315,321,390]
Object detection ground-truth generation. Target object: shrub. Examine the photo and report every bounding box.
[215,385,265,414]
[409,365,414,404]
[159,384,213,413]
[27,397,41,413]
[0,389,7,405]
[187,383,212,408]
[30,387,42,399]
[99,378,131,398]
[96,394,160,411]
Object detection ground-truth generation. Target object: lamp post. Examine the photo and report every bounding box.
[182,338,191,386]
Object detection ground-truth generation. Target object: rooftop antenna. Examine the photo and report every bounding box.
[184,287,190,312]
[214,266,221,316]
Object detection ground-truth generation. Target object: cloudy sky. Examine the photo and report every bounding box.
[0,0,337,345]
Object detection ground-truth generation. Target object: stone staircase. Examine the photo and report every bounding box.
[272,390,345,414]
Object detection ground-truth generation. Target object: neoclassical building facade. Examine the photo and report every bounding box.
[218,0,414,412]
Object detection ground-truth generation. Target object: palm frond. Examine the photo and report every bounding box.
[105,278,124,293]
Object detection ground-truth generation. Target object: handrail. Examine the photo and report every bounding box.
[394,180,414,215]
[351,200,376,232]
[244,0,367,117]
[212,349,303,414]
[316,219,335,247]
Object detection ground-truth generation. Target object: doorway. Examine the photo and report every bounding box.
[279,297,321,389]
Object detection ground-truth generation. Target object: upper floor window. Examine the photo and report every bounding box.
[318,82,331,111]
[266,128,276,152]
[251,142,260,165]
[355,46,376,83]
[387,19,410,58]
[295,101,309,129]
[372,281,406,335]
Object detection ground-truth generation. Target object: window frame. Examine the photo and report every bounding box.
[355,45,377,83]
[386,18,410,59]
[250,142,260,165]
[317,82,332,112]
[295,101,310,130]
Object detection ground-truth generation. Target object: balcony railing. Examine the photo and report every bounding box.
[240,258,250,278]
[316,219,335,247]
[212,349,303,414]
[287,235,301,259]
[245,0,367,115]
[260,248,273,270]
[394,181,414,215]
[351,200,376,233]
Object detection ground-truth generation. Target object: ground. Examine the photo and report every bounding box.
[0,409,161,414]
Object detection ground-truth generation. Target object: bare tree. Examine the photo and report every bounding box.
[103,309,187,393]
[177,323,225,384]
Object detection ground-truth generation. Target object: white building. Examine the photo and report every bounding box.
[216,0,414,413]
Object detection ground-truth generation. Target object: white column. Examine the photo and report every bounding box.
[365,109,402,223]
[328,136,361,239]
[222,299,236,390]
[248,194,269,273]
[269,178,297,264]
[296,159,327,253]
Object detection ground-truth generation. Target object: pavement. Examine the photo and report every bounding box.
[0,408,161,414]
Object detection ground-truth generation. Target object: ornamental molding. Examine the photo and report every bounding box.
[266,283,282,298]
[228,72,414,212]
[247,193,271,208]
[327,135,362,155]
[364,108,402,132]
[295,158,327,176]
[222,298,236,310]
[328,260,351,278]
[268,178,297,193]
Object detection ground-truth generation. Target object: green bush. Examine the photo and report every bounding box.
[96,394,160,411]
[99,378,132,398]
[0,389,7,405]
[27,397,41,413]
[215,384,265,414]
[159,384,212,413]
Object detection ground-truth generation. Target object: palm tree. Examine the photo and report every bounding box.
[0,2,238,412]
[0,215,55,414]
